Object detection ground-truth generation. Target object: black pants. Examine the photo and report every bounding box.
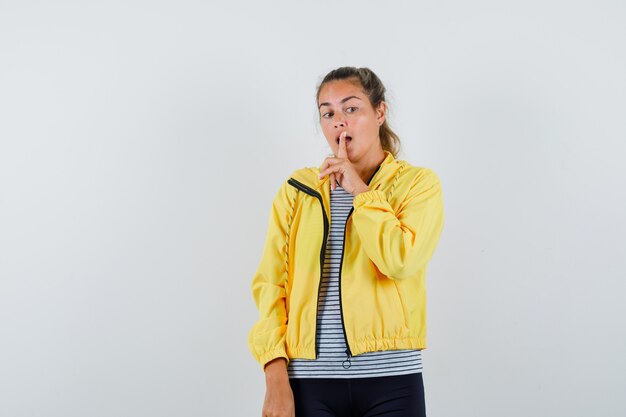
[288,372,426,417]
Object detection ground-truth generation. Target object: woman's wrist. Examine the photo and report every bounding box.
[353,184,370,197]
[264,357,288,383]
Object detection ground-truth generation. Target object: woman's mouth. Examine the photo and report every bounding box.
[336,136,352,144]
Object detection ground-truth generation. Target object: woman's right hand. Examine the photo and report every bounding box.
[262,358,295,417]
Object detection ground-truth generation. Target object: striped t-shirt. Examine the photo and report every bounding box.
[287,183,423,379]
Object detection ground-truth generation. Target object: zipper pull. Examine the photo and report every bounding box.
[341,348,352,369]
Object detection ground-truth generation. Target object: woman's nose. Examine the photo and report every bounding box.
[333,116,345,128]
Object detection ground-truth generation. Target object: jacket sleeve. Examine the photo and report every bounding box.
[351,167,444,281]
[247,178,295,371]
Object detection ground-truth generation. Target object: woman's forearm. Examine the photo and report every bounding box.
[264,357,289,383]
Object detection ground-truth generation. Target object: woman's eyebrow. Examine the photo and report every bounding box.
[318,95,363,109]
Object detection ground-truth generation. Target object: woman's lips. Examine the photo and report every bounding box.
[336,136,352,144]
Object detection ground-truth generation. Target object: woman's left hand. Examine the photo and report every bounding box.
[318,131,370,196]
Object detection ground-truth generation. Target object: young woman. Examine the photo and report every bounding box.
[248,66,445,417]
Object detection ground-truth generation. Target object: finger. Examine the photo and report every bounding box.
[318,157,340,178]
[318,160,327,177]
[337,131,348,159]
[318,161,328,180]
[330,172,336,190]
[324,164,340,179]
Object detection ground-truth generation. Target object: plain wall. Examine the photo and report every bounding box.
[1,1,625,416]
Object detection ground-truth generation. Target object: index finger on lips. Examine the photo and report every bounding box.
[337,131,348,159]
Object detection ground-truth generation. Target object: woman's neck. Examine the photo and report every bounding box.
[353,149,386,185]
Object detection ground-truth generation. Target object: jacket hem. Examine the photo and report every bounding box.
[287,344,316,360]
[285,336,427,360]
[350,336,426,355]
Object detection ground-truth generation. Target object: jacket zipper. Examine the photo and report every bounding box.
[338,207,354,368]
[287,165,382,365]
[286,178,328,360]
[338,165,383,368]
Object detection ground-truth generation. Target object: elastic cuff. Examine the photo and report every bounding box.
[353,189,387,209]
[260,349,289,371]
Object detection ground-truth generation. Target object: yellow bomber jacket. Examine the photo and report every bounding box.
[247,150,445,371]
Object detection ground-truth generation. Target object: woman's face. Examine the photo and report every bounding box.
[317,79,386,163]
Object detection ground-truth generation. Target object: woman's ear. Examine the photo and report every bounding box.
[376,101,387,125]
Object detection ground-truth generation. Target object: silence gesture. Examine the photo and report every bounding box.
[318,131,370,196]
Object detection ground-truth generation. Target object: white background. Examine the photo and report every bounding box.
[1,1,625,416]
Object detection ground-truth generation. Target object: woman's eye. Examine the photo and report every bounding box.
[321,107,357,118]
